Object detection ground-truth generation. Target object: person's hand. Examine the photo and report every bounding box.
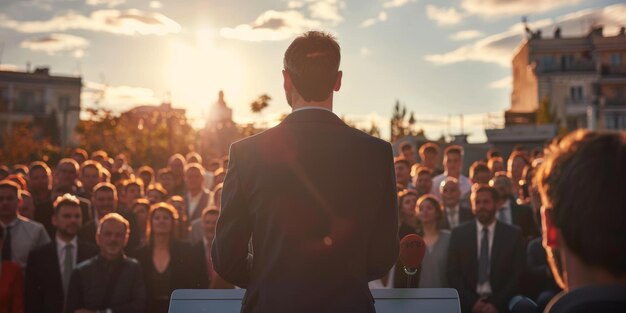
[472,298,486,313]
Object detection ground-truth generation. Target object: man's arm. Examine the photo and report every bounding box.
[64,269,84,313]
[35,223,51,247]
[108,263,146,313]
[366,143,399,282]
[212,143,253,287]
[24,252,44,313]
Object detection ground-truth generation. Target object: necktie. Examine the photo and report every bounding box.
[478,228,490,285]
[63,245,74,294]
[2,225,11,261]
[206,242,214,282]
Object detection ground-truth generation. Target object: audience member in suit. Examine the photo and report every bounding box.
[190,183,224,244]
[0,223,24,313]
[191,208,233,289]
[52,158,85,199]
[79,183,139,251]
[28,162,53,205]
[536,131,626,313]
[65,213,145,313]
[490,172,539,242]
[77,160,106,201]
[412,166,434,198]
[439,177,474,230]
[131,202,199,313]
[447,184,525,313]
[0,180,50,268]
[25,194,98,313]
[167,154,186,196]
[183,164,211,223]
[416,194,451,288]
[394,158,413,190]
[460,161,493,208]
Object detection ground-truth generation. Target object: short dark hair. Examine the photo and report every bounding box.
[536,130,626,277]
[400,142,413,152]
[53,193,81,215]
[80,160,103,177]
[0,179,21,197]
[93,182,117,198]
[29,161,51,176]
[284,31,341,102]
[415,166,434,177]
[470,161,490,178]
[72,148,88,160]
[444,145,464,158]
[419,142,439,156]
[471,184,499,203]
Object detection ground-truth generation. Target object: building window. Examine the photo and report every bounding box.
[59,95,70,111]
[570,86,583,101]
[611,54,622,66]
[562,55,574,69]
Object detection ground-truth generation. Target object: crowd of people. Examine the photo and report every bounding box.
[0,150,231,313]
[0,129,623,313]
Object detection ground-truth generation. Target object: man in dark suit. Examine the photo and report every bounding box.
[183,163,211,223]
[440,177,474,230]
[490,173,539,242]
[25,194,98,313]
[212,31,399,313]
[536,131,626,313]
[447,184,525,313]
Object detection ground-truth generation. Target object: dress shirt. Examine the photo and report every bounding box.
[497,199,513,225]
[476,219,496,296]
[431,173,472,199]
[3,216,50,267]
[186,191,203,219]
[445,204,460,229]
[56,236,78,278]
[292,106,332,113]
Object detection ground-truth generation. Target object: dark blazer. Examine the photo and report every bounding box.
[441,205,474,230]
[447,220,525,313]
[184,190,211,222]
[131,241,203,312]
[212,109,399,313]
[510,199,540,242]
[25,240,98,313]
[546,284,626,313]
[190,241,210,289]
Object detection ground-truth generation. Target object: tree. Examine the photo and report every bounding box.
[390,100,422,142]
[536,96,555,124]
[0,122,60,164]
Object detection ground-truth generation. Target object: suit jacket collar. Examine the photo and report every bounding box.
[281,108,345,125]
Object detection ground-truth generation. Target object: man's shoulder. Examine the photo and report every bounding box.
[496,221,523,238]
[17,215,47,232]
[28,241,56,261]
[450,221,475,240]
[75,255,99,271]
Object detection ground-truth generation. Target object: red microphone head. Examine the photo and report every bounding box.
[399,234,426,269]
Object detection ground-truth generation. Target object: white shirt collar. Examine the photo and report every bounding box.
[446,204,460,213]
[56,235,77,250]
[292,106,332,113]
[476,218,496,234]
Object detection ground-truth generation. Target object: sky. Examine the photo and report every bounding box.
[1,0,625,142]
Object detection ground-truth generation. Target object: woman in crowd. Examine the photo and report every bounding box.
[131,198,151,247]
[131,202,199,313]
[397,189,419,239]
[167,195,189,240]
[415,194,450,288]
[0,223,24,313]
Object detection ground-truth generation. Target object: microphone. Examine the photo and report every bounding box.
[399,234,426,288]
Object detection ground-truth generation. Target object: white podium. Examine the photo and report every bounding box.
[169,288,460,313]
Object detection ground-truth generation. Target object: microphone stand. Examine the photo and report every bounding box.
[404,266,419,288]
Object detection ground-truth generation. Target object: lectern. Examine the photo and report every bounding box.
[169,288,460,313]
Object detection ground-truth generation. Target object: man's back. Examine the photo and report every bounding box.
[212,109,399,313]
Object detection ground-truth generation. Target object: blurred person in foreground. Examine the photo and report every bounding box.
[65,213,145,313]
[212,31,398,313]
[536,130,626,313]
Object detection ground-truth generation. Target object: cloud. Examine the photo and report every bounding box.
[82,81,162,111]
[383,0,413,9]
[461,0,581,17]
[20,33,89,57]
[307,0,345,25]
[489,76,511,89]
[220,10,321,42]
[426,5,464,26]
[450,29,484,40]
[425,4,626,67]
[287,1,305,9]
[359,11,387,28]
[149,1,162,9]
[0,9,181,36]
[86,0,125,8]
[0,64,19,71]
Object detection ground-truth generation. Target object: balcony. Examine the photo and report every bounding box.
[538,62,596,74]
[564,97,593,115]
[601,65,626,76]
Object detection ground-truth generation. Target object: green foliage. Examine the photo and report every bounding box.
[390,100,423,142]
[536,96,555,124]
[0,122,60,164]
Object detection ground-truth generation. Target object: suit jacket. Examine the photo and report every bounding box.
[212,109,399,313]
[447,220,525,313]
[25,240,98,313]
[510,199,540,242]
[545,284,626,313]
[184,190,211,222]
[441,205,474,230]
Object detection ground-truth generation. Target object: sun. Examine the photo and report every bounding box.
[166,29,245,119]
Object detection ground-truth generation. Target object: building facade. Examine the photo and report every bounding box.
[0,67,82,147]
[508,26,626,131]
